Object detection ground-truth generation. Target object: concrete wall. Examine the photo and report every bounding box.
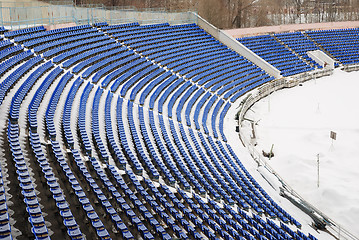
[0,4,197,28]
[225,21,359,39]
[307,50,335,69]
[196,13,281,79]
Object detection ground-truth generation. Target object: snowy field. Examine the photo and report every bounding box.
[241,69,359,237]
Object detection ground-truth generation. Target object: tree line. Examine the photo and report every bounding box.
[68,0,359,29]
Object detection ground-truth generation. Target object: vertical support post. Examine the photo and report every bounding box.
[317,153,320,188]
[10,7,12,30]
[0,5,3,27]
[268,93,271,113]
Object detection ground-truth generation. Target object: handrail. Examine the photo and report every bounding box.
[237,68,359,240]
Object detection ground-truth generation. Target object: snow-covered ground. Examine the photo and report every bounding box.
[242,69,359,237]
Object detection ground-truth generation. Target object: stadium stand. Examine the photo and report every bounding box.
[306,28,359,65]
[274,32,322,68]
[238,34,315,76]
[2,21,354,239]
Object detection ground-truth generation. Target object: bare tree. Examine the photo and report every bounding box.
[198,0,226,28]
[227,0,257,28]
[90,0,359,28]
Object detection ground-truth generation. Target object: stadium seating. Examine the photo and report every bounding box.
[274,32,322,68]
[2,22,351,239]
[239,34,315,76]
[306,28,359,65]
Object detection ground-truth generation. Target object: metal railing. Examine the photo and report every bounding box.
[0,1,198,29]
[237,68,359,240]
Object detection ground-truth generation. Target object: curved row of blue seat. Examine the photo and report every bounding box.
[70,150,116,239]
[219,102,231,142]
[109,22,171,37]
[139,108,175,184]
[147,109,185,186]
[127,101,159,180]
[181,123,226,200]
[9,61,52,122]
[168,118,216,197]
[129,68,166,101]
[223,75,273,100]
[43,35,109,59]
[274,32,322,68]
[239,35,314,76]
[100,22,139,32]
[157,78,185,114]
[84,157,134,239]
[45,72,73,141]
[0,45,22,63]
[203,64,258,90]
[63,77,83,149]
[28,66,62,131]
[104,92,127,169]
[106,166,155,239]
[175,84,198,123]
[14,24,92,43]
[33,30,102,54]
[193,91,211,130]
[0,40,13,52]
[116,98,143,174]
[53,38,116,64]
[114,24,197,45]
[62,42,121,69]
[167,46,236,73]
[92,87,110,162]
[70,46,124,74]
[29,131,84,240]
[185,88,205,127]
[210,99,224,139]
[0,163,11,240]
[306,28,359,65]
[229,79,267,103]
[167,81,192,119]
[209,66,259,91]
[43,67,114,239]
[0,50,37,106]
[4,26,45,38]
[179,51,237,78]
[107,23,173,37]
[78,82,93,155]
[81,48,132,79]
[151,40,219,65]
[148,75,178,110]
[137,35,212,56]
[6,60,55,239]
[93,22,108,27]
[153,113,201,192]
[96,53,140,86]
[144,178,203,239]
[7,122,49,240]
[0,26,7,34]
[50,139,110,240]
[124,28,207,50]
[118,62,157,96]
[24,27,98,49]
[217,73,266,97]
